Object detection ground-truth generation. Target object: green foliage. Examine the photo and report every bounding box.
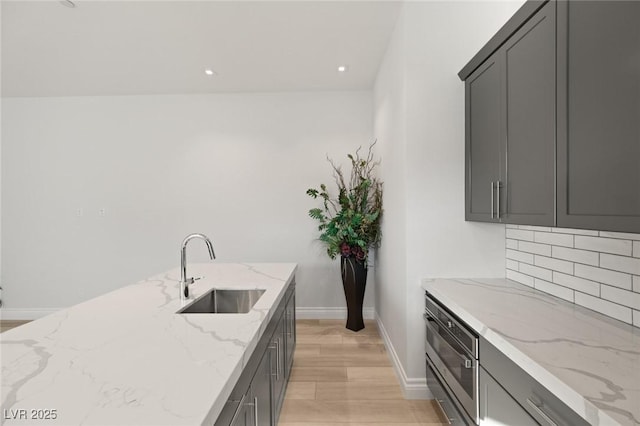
[306,142,383,263]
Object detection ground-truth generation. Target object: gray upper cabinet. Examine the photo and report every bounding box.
[503,4,555,225]
[557,0,640,232]
[462,0,640,233]
[465,1,555,225]
[466,56,503,222]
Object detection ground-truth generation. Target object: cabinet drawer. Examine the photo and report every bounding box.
[480,338,589,426]
[479,366,538,426]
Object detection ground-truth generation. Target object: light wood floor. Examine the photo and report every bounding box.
[280,319,446,426]
[1,319,446,425]
[0,320,30,333]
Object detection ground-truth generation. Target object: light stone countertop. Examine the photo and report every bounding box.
[422,278,640,426]
[1,262,297,425]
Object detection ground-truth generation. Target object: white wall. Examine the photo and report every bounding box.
[1,91,374,317]
[0,3,3,305]
[374,0,525,396]
[373,8,409,383]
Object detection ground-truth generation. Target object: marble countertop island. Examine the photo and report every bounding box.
[1,263,296,425]
[422,278,640,426]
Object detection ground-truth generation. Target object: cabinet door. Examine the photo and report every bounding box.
[465,54,503,222]
[502,0,555,225]
[270,316,286,423]
[229,393,254,426]
[479,367,538,426]
[557,0,640,232]
[251,351,272,426]
[284,292,296,378]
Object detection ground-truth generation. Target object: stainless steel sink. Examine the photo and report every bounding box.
[177,289,265,314]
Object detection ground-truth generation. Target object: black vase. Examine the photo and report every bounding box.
[340,256,367,332]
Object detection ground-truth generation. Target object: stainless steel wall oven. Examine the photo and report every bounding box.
[424,292,479,425]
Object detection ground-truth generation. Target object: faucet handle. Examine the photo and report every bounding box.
[194,276,203,282]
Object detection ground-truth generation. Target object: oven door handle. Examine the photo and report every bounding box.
[423,312,438,323]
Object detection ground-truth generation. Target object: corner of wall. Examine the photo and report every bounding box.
[376,313,431,400]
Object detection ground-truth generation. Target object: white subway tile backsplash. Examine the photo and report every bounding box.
[506,228,534,242]
[601,285,640,310]
[551,246,599,266]
[506,259,519,271]
[507,226,640,328]
[517,241,552,256]
[552,272,600,296]
[506,249,534,264]
[534,231,574,248]
[506,269,534,287]
[574,292,633,324]
[574,235,632,256]
[506,239,518,250]
[551,227,599,236]
[600,254,640,275]
[520,263,553,281]
[534,279,574,302]
[534,255,574,275]
[574,264,632,290]
[599,231,640,241]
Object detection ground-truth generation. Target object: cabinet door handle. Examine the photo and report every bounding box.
[253,396,258,426]
[289,309,295,338]
[270,339,281,381]
[276,338,281,379]
[229,393,246,425]
[286,311,293,338]
[490,181,495,219]
[526,398,558,426]
[496,180,501,220]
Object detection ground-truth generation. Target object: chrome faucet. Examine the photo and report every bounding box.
[180,233,216,300]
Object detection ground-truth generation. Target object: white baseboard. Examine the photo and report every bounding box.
[376,314,432,400]
[0,308,59,320]
[296,307,375,320]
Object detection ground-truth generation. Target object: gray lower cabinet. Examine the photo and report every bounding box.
[480,338,589,426]
[228,397,252,426]
[465,1,555,225]
[270,318,286,423]
[557,0,640,232]
[479,367,538,426]
[251,350,272,426]
[214,281,296,426]
[284,291,296,378]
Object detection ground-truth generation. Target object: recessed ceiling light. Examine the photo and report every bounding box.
[60,0,76,8]
[337,65,349,73]
[204,69,216,76]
